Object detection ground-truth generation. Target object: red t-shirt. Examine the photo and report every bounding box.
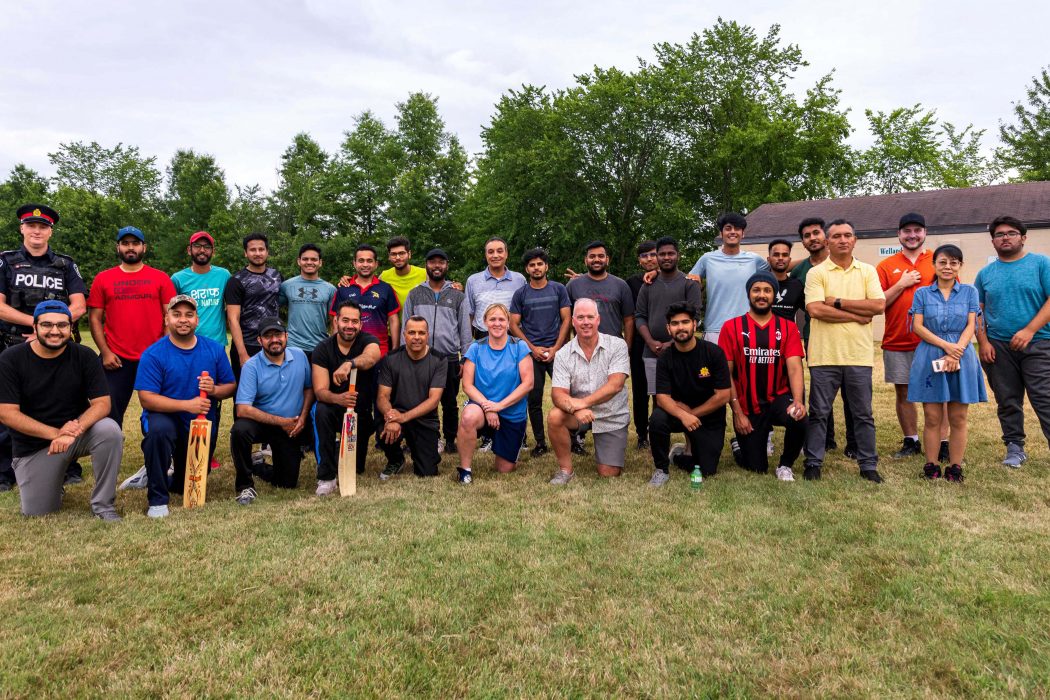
[87,265,177,360]
[718,314,804,415]
[876,250,935,352]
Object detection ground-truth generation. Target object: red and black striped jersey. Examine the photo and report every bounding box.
[717,313,804,414]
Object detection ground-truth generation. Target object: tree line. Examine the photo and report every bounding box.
[1,19,1047,285]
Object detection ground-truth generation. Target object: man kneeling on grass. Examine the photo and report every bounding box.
[0,300,123,520]
[231,317,313,505]
[647,302,731,486]
[718,272,807,481]
[547,298,630,484]
[376,316,446,478]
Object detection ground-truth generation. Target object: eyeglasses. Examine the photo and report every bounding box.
[991,231,1022,240]
[37,321,71,331]
[191,243,214,250]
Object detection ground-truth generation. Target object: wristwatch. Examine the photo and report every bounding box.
[833,298,842,310]
[348,358,356,370]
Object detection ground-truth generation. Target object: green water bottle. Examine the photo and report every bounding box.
[690,466,703,489]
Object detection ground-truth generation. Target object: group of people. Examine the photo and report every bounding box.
[1,201,1048,521]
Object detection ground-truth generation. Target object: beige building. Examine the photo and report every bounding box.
[736,182,1050,340]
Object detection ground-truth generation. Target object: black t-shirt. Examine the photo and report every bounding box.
[654,339,731,427]
[771,276,805,322]
[224,267,282,347]
[0,342,109,457]
[378,347,447,423]
[311,332,380,407]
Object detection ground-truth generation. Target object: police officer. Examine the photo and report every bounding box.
[0,204,88,490]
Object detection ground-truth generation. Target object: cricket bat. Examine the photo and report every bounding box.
[184,371,212,509]
[338,368,359,497]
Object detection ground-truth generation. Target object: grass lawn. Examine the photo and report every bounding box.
[1,347,1049,697]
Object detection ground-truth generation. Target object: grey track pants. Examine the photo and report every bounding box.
[803,366,878,472]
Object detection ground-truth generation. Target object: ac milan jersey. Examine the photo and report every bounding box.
[718,313,804,415]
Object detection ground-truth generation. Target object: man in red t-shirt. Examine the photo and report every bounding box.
[876,213,939,460]
[88,226,176,428]
[719,271,807,480]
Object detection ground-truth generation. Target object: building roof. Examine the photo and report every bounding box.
[742,181,1050,241]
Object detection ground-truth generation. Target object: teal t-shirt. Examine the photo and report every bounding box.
[975,253,1050,342]
[171,266,231,346]
[279,276,336,352]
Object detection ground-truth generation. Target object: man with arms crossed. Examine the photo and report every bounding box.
[402,248,472,455]
[719,272,807,481]
[136,295,237,517]
[0,301,122,520]
[876,212,939,460]
[647,302,731,486]
[510,247,571,457]
[547,298,630,484]
[312,300,382,494]
[377,316,447,478]
[231,317,313,504]
[802,220,886,483]
[975,215,1050,468]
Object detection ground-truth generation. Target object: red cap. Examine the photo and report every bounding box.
[189,231,214,245]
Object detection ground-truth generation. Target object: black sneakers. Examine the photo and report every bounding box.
[892,437,922,459]
[923,462,942,479]
[803,466,822,481]
[944,464,964,482]
[860,470,884,484]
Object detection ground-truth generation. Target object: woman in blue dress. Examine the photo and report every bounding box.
[908,244,986,482]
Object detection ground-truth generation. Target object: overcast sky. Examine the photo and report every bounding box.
[1,0,1046,192]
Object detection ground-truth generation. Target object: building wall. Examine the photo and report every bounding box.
[739,227,1050,341]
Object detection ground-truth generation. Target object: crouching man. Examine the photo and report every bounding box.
[0,300,123,519]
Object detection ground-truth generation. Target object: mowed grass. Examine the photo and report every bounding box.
[2,347,1050,697]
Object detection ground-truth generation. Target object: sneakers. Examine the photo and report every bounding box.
[766,433,775,457]
[437,438,445,454]
[1003,443,1027,468]
[648,469,670,487]
[64,473,83,486]
[892,437,921,458]
[146,504,169,518]
[570,434,587,455]
[531,443,549,458]
[95,511,122,522]
[478,437,493,453]
[457,468,472,484]
[444,441,458,455]
[730,437,743,466]
[549,470,574,485]
[236,488,257,505]
[937,440,950,464]
[775,466,794,482]
[0,482,12,493]
[119,466,148,491]
[803,466,822,481]
[636,438,650,450]
[379,462,405,480]
[669,442,686,463]
[860,470,884,484]
[315,479,338,496]
[944,464,964,482]
[252,446,273,465]
[923,462,942,479]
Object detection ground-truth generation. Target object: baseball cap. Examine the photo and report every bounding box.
[167,294,198,310]
[117,226,145,242]
[425,248,448,260]
[899,212,926,229]
[189,231,214,245]
[33,299,72,320]
[257,317,286,335]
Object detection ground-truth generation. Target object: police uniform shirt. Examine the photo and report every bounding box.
[0,246,87,335]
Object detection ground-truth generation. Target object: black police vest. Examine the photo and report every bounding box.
[1,250,71,333]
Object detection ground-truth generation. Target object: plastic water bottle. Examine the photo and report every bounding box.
[690,466,703,489]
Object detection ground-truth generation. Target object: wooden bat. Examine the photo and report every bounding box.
[338,367,359,497]
[184,371,211,509]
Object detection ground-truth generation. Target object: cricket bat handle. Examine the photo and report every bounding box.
[196,370,209,419]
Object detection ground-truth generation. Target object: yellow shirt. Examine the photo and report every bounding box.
[804,257,885,367]
[379,265,427,311]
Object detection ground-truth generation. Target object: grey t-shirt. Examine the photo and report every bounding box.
[279,276,336,352]
[566,274,635,338]
[635,271,703,356]
[378,347,448,424]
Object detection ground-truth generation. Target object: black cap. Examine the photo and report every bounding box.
[899,212,925,229]
[17,203,59,226]
[746,270,779,295]
[425,248,448,260]
[257,316,286,335]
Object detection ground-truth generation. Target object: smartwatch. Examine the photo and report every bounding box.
[834,298,842,310]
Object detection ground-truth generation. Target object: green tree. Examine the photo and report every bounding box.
[998,66,1050,181]
[270,133,336,241]
[331,111,400,241]
[155,149,231,271]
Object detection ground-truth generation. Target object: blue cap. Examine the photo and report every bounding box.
[117,226,145,242]
[33,300,72,320]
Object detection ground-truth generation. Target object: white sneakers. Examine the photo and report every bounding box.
[119,466,148,490]
[146,505,169,518]
[775,466,795,482]
[315,479,338,496]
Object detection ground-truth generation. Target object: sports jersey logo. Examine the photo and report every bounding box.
[298,287,319,300]
[371,291,380,299]
[775,328,782,341]
[698,367,710,377]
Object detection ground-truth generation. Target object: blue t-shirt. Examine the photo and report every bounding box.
[235,347,312,418]
[689,250,770,335]
[135,335,236,429]
[279,276,336,352]
[170,266,231,346]
[464,337,530,422]
[509,281,570,346]
[975,253,1050,342]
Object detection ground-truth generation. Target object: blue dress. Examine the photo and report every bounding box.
[907,282,987,404]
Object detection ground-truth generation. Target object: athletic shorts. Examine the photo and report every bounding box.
[702,331,720,344]
[578,424,628,468]
[883,349,915,384]
[480,418,527,464]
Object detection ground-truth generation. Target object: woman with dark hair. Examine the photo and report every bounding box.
[907,244,986,482]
